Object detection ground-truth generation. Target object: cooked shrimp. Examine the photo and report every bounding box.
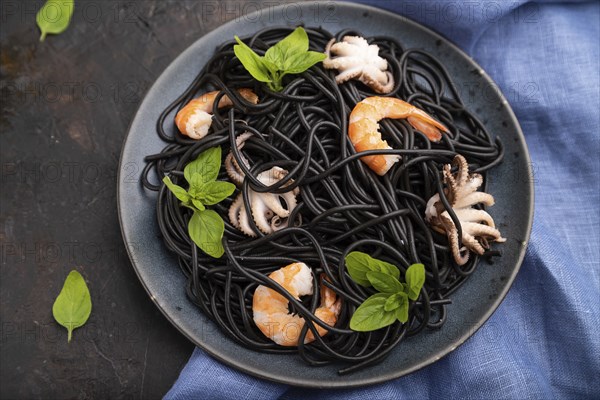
[348,97,448,176]
[252,262,342,346]
[174,88,258,139]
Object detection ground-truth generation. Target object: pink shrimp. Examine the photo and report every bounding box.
[252,263,342,346]
[174,88,258,139]
[348,97,448,176]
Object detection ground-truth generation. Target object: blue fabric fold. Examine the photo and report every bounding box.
[165,1,600,398]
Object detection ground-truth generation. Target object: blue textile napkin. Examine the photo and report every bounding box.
[165,1,600,398]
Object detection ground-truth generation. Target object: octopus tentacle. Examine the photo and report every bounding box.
[441,213,470,265]
[426,155,505,265]
[461,231,486,255]
[228,194,244,230]
[454,192,495,209]
[443,164,458,204]
[361,67,394,94]
[453,153,470,189]
[238,200,256,237]
[225,132,253,185]
[281,191,298,210]
[258,194,288,217]
[228,166,300,237]
[250,198,275,234]
[334,66,364,84]
[462,222,506,243]
[224,153,243,185]
[323,56,363,70]
[454,209,495,228]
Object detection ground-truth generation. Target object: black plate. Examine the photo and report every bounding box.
[117,2,533,388]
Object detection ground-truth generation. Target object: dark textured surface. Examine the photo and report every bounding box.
[119,1,532,389]
[0,1,302,398]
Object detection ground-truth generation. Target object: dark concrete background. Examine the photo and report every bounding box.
[0,1,301,398]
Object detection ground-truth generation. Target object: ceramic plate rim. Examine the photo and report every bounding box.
[117,1,534,388]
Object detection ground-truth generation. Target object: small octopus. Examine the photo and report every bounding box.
[425,155,505,265]
[226,141,300,236]
[323,36,394,94]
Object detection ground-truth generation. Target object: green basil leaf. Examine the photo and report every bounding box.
[405,263,426,301]
[36,0,74,42]
[394,294,410,323]
[345,251,400,287]
[384,291,408,312]
[184,147,222,186]
[188,209,224,258]
[191,198,205,211]
[52,270,92,342]
[190,173,206,188]
[264,47,285,71]
[345,251,374,286]
[163,176,190,203]
[374,259,401,280]
[261,57,279,74]
[349,293,397,332]
[283,51,327,74]
[366,271,404,293]
[267,79,284,92]
[234,36,273,83]
[197,181,236,205]
[188,176,204,198]
[264,27,309,69]
[234,28,325,92]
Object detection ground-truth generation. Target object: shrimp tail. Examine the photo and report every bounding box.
[406,107,448,142]
[348,97,449,175]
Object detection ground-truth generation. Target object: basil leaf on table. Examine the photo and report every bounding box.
[36,0,75,42]
[366,271,404,293]
[349,293,397,332]
[188,209,225,258]
[184,146,222,185]
[52,270,91,342]
[405,263,426,301]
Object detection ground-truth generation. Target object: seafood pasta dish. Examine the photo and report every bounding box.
[141,27,505,374]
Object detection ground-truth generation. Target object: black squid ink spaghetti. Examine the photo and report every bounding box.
[141,26,505,375]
